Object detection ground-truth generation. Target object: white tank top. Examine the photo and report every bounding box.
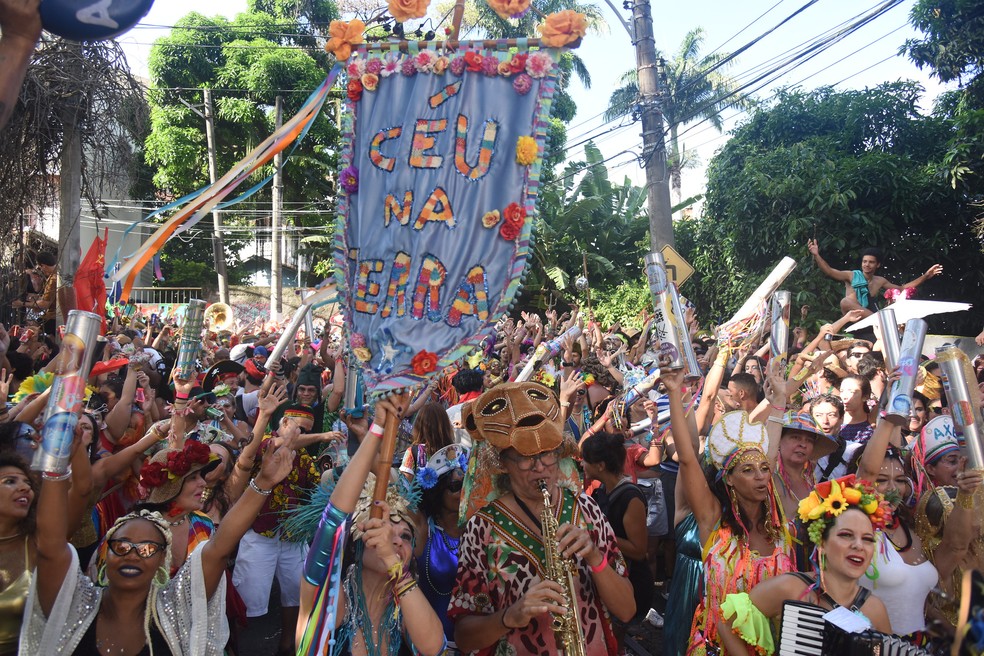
[860,534,938,635]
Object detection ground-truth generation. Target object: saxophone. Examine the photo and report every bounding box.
[537,480,587,656]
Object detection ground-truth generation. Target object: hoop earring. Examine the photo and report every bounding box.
[154,565,170,587]
[97,563,108,587]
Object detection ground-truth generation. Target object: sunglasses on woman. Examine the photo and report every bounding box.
[107,539,167,559]
[446,479,464,493]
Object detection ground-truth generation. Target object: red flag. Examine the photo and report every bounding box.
[74,228,108,332]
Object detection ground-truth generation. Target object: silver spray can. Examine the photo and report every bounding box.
[877,308,901,372]
[644,252,685,372]
[936,345,984,470]
[669,284,701,381]
[770,291,791,371]
[174,299,206,380]
[32,310,102,474]
[884,318,928,426]
[300,290,317,341]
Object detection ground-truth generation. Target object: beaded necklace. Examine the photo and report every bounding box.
[422,523,459,596]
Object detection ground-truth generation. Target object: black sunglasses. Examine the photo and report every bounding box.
[107,539,167,559]
[446,479,464,493]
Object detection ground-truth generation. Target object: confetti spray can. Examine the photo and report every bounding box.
[644,252,685,372]
[669,284,702,381]
[32,310,102,475]
[174,299,206,379]
[884,318,928,426]
[769,291,791,371]
[300,290,316,341]
[936,345,984,470]
[268,305,310,364]
[515,324,582,383]
[877,308,901,372]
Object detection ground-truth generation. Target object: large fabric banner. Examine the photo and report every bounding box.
[335,44,561,394]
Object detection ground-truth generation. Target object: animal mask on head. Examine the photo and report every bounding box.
[462,382,563,456]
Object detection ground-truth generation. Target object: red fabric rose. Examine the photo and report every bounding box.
[347,78,363,102]
[410,350,438,375]
[184,440,211,464]
[140,462,168,488]
[503,202,526,226]
[166,451,189,476]
[499,221,521,241]
[464,51,484,72]
[509,53,528,74]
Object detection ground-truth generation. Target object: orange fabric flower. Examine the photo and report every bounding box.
[487,0,530,20]
[388,0,429,23]
[411,350,438,375]
[325,20,366,61]
[538,10,588,48]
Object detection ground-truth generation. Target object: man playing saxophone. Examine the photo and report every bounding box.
[450,383,636,655]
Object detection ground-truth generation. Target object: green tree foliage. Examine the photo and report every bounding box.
[530,142,649,309]
[605,28,749,202]
[678,83,984,334]
[144,2,339,285]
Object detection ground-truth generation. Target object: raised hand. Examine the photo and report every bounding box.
[807,238,819,256]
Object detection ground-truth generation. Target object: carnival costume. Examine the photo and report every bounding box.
[687,412,795,656]
[447,383,629,656]
[722,475,890,655]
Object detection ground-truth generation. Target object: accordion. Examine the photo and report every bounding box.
[779,601,931,656]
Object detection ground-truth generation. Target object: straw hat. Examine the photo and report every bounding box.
[139,441,220,504]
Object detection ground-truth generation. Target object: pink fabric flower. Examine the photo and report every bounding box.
[381,56,401,77]
[513,73,533,95]
[401,58,417,76]
[450,56,466,76]
[347,58,366,77]
[481,55,499,77]
[414,50,437,72]
[525,51,553,79]
[365,58,383,74]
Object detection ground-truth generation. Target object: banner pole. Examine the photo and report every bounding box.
[450,0,467,42]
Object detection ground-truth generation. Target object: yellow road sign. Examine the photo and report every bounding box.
[660,244,694,287]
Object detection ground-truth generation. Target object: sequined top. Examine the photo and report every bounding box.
[0,537,30,655]
[21,542,228,655]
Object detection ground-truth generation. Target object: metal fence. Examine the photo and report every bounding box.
[125,287,203,305]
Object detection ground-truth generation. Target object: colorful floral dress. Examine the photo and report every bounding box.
[448,488,626,656]
[687,524,795,656]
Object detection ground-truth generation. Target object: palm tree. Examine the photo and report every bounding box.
[605,27,750,203]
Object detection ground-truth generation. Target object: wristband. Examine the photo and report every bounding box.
[42,468,72,482]
[957,491,975,510]
[368,422,385,438]
[560,401,571,408]
[175,392,190,400]
[248,478,273,496]
[590,553,608,573]
[396,580,418,599]
[770,404,785,411]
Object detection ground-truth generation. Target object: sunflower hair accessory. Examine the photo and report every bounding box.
[416,444,469,490]
[706,411,769,472]
[797,475,891,546]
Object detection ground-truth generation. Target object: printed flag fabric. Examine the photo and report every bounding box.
[334,45,561,395]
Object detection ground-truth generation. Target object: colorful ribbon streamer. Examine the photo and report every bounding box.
[108,68,341,300]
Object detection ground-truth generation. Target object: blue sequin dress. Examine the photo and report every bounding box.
[664,513,703,656]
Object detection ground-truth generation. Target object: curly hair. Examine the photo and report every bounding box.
[0,452,36,535]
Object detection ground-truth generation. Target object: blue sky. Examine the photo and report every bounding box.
[118,0,950,202]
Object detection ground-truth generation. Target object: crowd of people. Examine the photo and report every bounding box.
[0,239,977,656]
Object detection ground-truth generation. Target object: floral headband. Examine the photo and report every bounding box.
[797,475,891,545]
[416,444,470,490]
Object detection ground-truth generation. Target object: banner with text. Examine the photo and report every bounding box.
[334,45,561,394]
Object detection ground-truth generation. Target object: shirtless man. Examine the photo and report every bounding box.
[807,239,943,317]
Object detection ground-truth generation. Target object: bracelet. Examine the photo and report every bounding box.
[248,478,273,495]
[42,467,72,482]
[770,404,785,411]
[368,423,385,438]
[175,392,189,400]
[649,438,663,448]
[236,459,254,472]
[396,580,418,599]
[560,401,571,408]
[957,491,975,510]
[589,553,608,573]
[500,606,516,630]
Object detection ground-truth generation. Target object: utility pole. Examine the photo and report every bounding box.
[271,95,283,321]
[57,45,83,320]
[203,89,230,304]
[629,0,675,251]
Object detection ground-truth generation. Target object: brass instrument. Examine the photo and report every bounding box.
[537,480,586,656]
[204,302,234,332]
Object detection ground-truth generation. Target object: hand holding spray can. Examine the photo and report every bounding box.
[644,252,686,372]
[770,291,791,371]
[32,310,102,475]
[174,300,207,380]
[884,318,928,426]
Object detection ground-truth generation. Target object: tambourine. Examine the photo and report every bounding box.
[40,0,154,41]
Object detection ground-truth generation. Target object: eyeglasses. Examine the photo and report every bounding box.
[929,406,944,415]
[446,479,464,493]
[503,449,561,471]
[847,351,869,359]
[107,539,167,559]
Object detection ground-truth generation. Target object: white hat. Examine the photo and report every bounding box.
[918,415,960,465]
[706,411,769,471]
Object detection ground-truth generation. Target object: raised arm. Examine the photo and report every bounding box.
[896,263,943,290]
[105,366,140,443]
[930,470,982,584]
[226,383,287,502]
[664,367,721,541]
[808,238,852,283]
